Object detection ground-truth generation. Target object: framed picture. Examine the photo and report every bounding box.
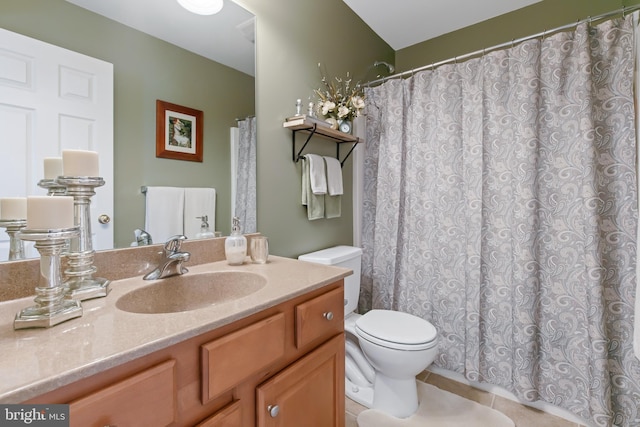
[156,100,203,162]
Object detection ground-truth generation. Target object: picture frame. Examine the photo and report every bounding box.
[156,100,203,162]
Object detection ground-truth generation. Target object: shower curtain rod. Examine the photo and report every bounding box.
[365,5,640,87]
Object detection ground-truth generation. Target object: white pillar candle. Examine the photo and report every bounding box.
[27,196,75,229]
[0,197,27,220]
[62,149,99,177]
[43,157,63,180]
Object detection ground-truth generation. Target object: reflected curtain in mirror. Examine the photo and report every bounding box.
[233,117,257,233]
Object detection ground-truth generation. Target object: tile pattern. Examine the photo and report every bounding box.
[345,371,587,427]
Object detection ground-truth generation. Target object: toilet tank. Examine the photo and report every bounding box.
[298,245,362,315]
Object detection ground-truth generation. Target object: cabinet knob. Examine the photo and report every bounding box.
[267,404,280,418]
[98,214,111,224]
[323,311,334,321]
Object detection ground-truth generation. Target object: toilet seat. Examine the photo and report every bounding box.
[355,310,437,351]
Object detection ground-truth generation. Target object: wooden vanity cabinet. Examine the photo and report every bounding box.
[25,281,345,427]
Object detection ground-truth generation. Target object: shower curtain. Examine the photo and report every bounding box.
[235,116,257,233]
[361,16,640,426]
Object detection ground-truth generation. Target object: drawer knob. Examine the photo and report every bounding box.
[323,311,334,321]
[267,404,280,418]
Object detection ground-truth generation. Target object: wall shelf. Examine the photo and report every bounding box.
[283,117,362,167]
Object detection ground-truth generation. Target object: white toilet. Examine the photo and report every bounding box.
[298,245,438,418]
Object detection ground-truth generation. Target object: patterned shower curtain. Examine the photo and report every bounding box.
[361,16,640,426]
[235,116,257,233]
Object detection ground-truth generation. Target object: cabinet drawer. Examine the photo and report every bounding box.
[295,287,344,349]
[69,359,177,427]
[196,400,242,427]
[202,312,286,403]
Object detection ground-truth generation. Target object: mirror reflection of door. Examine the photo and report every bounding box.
[0,28,114,260]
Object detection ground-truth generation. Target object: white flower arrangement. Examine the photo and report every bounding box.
[314,63,365,128]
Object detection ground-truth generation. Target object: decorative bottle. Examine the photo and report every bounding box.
[225,217,247,265]
[195,215,215,239]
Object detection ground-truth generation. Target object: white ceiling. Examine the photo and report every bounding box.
[344,0,542,50]
[65,0,542,77]
[65,0,256,76]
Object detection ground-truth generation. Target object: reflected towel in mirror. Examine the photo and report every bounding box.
[184,187,216,239]
[144,186,185,243]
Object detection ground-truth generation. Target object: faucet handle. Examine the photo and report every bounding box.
[164,235,187,253]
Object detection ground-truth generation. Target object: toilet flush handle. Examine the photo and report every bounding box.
[323,311,334,320]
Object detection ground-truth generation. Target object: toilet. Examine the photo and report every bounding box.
[298,245,438,418]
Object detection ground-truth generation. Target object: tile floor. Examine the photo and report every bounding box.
[345,371,587,427]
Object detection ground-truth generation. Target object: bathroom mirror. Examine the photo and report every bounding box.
[0,0,256,259]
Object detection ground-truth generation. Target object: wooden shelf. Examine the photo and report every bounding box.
[283,117,362,166]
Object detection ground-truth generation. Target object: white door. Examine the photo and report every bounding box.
[0,28,114,260]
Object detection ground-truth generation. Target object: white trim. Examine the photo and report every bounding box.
[230,127,239,223]
[352,116,365,246]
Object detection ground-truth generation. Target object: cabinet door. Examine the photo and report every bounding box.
[256,334,345,427]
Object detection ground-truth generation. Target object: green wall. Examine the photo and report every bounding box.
[0,0,255,247]
[396,0,640,72]
[238,0,393,257]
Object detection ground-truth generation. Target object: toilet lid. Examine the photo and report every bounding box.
[355,310,437,350]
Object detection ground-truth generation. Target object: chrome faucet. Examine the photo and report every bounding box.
[143,235,190,280]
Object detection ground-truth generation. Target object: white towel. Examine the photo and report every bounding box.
[184,187,216,239]
[144,186,184,243]
[305,154,327,195]
[323,156,343,196]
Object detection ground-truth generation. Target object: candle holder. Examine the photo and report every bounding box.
[38,178,67,196]
[0,219,27,260]
[14,227,82,329]
[56,176,110,301]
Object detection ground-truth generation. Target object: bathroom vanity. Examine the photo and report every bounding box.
[0,246,349,427]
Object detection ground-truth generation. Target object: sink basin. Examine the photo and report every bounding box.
[116,271,267,314]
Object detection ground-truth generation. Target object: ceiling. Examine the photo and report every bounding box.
[65,0,256,76]
[343,0,542,50]
[65,0,543,77]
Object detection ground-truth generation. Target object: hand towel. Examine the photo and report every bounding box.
[323,156,343,195]
[305,154,327,195]
[184,187,216,239]
[144,186,184,243]
[301,157,324,220]
[325,193,341,218]
[323,156,342,218]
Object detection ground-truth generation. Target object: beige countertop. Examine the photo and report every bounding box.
[0,255,350,403]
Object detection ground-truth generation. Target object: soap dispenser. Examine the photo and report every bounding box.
[195,215,215,239]
[225,217,247,265]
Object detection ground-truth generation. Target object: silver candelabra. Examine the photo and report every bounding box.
[57,176,110,301]
[14,227,82,329]
[37,178,67,196]
[0,219,26,261]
